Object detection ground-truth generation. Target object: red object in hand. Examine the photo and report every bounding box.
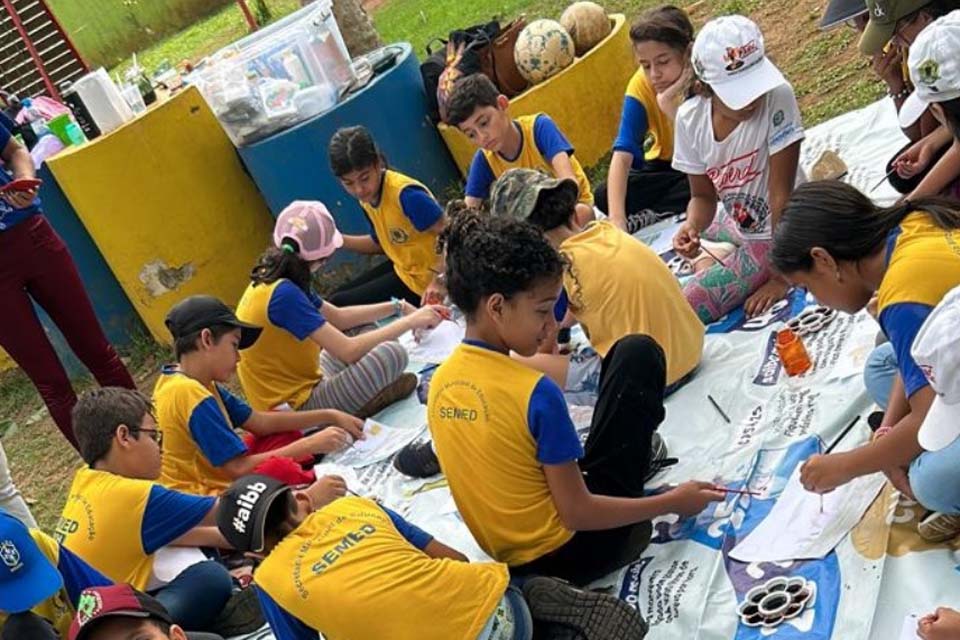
[0,177,42,193]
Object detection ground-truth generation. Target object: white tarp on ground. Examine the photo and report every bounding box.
[234,98,960,640]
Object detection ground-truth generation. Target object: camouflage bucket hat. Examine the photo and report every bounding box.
[489,168,580,221]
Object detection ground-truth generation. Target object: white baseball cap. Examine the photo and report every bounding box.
[899,10,960,128]
[692,15,786,111]
[911,284,960,451]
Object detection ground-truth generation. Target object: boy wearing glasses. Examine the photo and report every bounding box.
[53,388,233,634]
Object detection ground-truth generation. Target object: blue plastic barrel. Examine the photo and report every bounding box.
[238,43,461,286]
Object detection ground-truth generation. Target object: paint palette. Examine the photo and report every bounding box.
[738,576,817,628]
[785,306,837,337]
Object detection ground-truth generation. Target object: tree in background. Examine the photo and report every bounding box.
[303,0,382,56]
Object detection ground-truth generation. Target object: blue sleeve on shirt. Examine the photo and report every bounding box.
[553,289,569,322]
[880,302,934,398]
[612,96,648,161]
[267,280,327,340]
[528,377,584,464]
[382,506,434,551]
[187,396,249,467]
[398,186,443,232]
[140,485,216,554]
[258,588,318,640]
[532,114,574,162]
[465,151,497,200]
[57,545,112,605]
[216,384,253,427]
[367,217,380,244]
[0,123,10,149]
[0,112,14,133]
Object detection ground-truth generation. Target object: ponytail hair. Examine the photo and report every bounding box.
[771,180,960,274]
[250,239,313,293]
[629,5,695,54]
[328,125,385,177]
[439,201,564,316]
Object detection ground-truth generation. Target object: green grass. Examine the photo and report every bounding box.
[109,0,303,79]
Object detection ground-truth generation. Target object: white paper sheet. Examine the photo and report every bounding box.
[729,463,886,563]
[323,418,425,468]
[312,462,367,495]
[899,615,921,640]
[399,318,465,364]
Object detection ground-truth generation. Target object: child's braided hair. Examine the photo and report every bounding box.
[438,201,564,316]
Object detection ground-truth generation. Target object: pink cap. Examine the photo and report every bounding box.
[273,201,344,261]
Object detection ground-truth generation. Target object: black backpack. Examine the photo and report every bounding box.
[420,20,500,124]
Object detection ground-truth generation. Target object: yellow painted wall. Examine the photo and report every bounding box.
[438,14,634,175]
[46,87,276,344]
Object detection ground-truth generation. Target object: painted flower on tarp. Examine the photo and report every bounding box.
[645,437,841,638]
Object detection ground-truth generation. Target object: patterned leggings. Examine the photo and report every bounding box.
[682,213,773,324]
[299,325,409,415]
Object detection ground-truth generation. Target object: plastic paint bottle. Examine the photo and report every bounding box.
[775,328,812,377]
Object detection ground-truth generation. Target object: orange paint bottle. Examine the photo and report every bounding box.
[775,328,812,377]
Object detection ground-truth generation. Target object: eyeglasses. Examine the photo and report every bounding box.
[136,428,163,446]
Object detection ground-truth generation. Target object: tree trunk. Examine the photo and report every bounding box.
[329,0,383,57]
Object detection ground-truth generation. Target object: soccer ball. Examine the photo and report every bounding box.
[514,19,576,85]
[560,2,611,56]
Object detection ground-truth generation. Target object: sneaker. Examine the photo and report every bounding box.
[210,587,265,638]
[356,373,418,419]
[644,433,676,482]
[394,440,441,478]
[918,512,960,543]
[522,576,648,639]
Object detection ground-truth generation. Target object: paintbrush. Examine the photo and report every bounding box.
[708,394,731,423]
[714,486,762,497]
[869,167,898,193]
[824,415,862,454]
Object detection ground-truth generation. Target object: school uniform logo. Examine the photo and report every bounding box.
[873,2,886,18]
[773,110,784,126]
[0,540,22,571]
[643,131,657,154]
[389,227,410,244]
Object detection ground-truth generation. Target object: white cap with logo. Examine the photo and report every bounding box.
[900,10,960,128]
[911,284,960,451]
[692,15,786,111]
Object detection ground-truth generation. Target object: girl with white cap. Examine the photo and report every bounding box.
[671,14,805,323]
[236,201,447,419]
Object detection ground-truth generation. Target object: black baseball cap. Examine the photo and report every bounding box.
[820,0,867,29]
[165,295,262,350]
[69,584,173,640]
[217,475,291,553]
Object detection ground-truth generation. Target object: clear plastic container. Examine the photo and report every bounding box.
[187,0,355,145]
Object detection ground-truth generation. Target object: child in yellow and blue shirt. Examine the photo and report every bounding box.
[596,6,694,232]
[155,295,364,496]
[444,74,595,225]
[237,202,447,418]
[0,509,110,639]
[216,474,645,640]
[53,388,233,634]
[427,209,723,587]
[327,126,446,307]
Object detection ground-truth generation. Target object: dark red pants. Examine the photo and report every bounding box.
[0,216,135,449]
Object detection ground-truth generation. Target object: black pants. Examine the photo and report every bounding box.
[512,335,667,586]
[886,139,950,194]
[594,160,691,232]
[1,611,59,639]
[327,260,420,307]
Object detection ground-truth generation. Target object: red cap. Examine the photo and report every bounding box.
[69,584,173,640]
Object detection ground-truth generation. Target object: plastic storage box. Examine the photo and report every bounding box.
[187,0,355,146]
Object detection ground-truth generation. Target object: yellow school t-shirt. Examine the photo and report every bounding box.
[254,497,508,640]
[877,212,960,398]
[361,170,441,296]
[624,67,674,163]
[236,279,324,411]
[481,113,594,206]
[561,221,703,385]
[428,342,584,565]
[153,367,251,496]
